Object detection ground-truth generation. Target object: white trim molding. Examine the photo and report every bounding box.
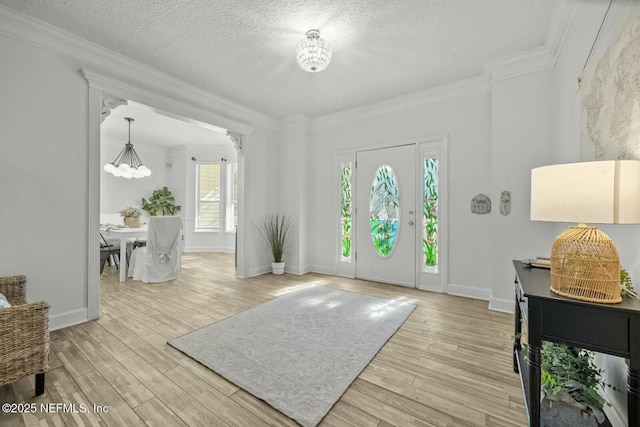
[545,0,579,65]
[312,75,490,131]
[81,68,255,136]
[488,297,515,314]
[0,4,274,131]
[227,131,244,156]
[49,308,89,332]
[484,46,555,82]
[447,283,492,301]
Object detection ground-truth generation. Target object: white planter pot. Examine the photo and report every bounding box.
[272,262,285,275]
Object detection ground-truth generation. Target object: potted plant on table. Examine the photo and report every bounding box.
[257,214,291,275]
[141,186,181,216]
[120,206,142,228]
[539,341,617,424]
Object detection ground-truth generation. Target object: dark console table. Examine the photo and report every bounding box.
[513,260,640,426]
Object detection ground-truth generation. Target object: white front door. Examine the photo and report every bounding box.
[355,145,416,287]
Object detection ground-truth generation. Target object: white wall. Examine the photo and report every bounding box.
[243,129,279,276]
[0,34,90,329]
[276,116,310,274]
[309,93,494,293]
[488,70,556,311]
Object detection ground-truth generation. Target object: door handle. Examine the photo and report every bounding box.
[408,220,414,226]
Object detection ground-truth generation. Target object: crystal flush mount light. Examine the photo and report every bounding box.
[296,29,332,72]
[103,117,151,179]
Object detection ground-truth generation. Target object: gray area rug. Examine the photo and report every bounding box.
[168,284,416,427]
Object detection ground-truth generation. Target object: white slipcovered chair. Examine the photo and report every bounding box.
[129,216,183,283]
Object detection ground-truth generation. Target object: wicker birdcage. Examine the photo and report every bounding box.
[550,226,622,304]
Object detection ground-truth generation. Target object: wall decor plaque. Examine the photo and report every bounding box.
[500,191,511,216]
[471,194,491,214]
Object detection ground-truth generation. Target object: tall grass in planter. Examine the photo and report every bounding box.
[257,215,291,274]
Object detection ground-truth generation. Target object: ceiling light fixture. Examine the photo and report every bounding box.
[296,29,332,73]
[103,117,151,179]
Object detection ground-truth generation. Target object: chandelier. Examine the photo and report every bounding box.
[296,29,332,72]
[103,117,151,179]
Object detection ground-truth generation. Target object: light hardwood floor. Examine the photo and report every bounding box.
[0,252,526,426]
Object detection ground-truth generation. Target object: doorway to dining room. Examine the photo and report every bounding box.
[86,70,252,320]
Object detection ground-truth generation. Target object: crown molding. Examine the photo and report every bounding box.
[545,0,578,65]
[278,114,311,129]
[0,5,276,133]
[311,75,490,131]
[81,68,255,136]
[483,0,577,82]
[483,46,555,82]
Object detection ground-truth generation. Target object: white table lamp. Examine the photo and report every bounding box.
[531,160,640,303]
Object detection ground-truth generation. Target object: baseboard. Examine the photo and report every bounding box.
[285,264,310,275]
[488,297,515,314]
[183,247,234,253]
[49,308,88,331]
[248,264,272,277]
[309,264,337,276]
[447,283,491,301]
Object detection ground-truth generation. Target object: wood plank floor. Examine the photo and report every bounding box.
[0,252,526,426]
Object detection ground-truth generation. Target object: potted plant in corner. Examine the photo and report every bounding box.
[141,186,181,216]
[120,206,142,228]
[257,214,291,275]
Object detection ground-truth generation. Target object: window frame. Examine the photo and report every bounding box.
[195,162,222,230]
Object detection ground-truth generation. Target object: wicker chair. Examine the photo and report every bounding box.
[0,275,49,396]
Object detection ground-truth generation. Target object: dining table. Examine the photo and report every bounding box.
[101,225,148,282]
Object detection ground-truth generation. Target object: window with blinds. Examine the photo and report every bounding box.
[196,164,221,229]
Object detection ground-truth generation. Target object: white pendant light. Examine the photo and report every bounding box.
[103,117,151,179]
[296,29,332,73]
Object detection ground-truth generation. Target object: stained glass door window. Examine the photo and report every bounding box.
[370,165,400,257]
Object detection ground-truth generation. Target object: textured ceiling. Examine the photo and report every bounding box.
[0,0,558,119]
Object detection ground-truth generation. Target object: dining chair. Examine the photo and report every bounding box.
[126,238,146,266]
[99,233,120,274]
[128,216,182,283]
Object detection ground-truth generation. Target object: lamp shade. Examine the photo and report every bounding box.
[531,160,640,224]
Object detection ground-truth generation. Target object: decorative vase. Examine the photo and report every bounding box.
[124,217,140,228]
[271,262,285,275]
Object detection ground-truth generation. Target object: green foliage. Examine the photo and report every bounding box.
[621,267,637,298]
[340,165,352,258]
[370,218,397,256]
[257,214,291,263]
[423,158,438,267]
[141,186,181,216]
[539,341,617,422]
[119,206,141,218]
